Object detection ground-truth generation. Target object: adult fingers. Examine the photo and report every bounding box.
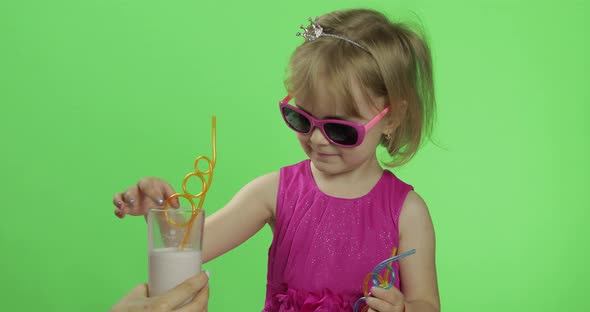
[155,272,209,309]
[176,284,209,312]
[124,283,148,300]
[109,284,148,312]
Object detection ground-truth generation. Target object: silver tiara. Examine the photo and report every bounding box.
[296,17,369,52]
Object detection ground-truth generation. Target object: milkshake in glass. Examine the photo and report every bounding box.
[147,208,204,297]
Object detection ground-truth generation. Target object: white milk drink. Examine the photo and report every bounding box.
[148,247,202,296]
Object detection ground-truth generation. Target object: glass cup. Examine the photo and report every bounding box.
[147,207,205,297]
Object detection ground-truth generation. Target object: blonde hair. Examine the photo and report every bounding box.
[285,9,435,167]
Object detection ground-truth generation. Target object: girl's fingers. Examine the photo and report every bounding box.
[137,178,179,208]
[137,178,168,208]
[370,286,404,304]
[113,193,125,209]
[114,208,124,219]
[113,193,128,218]
[160,182,179,208]
[113,178,177,219]
[122,185,142,215]
[366,286,405,312]
[366,296,393,312]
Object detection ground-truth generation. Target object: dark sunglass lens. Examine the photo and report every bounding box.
[282,107,311,133]
[324,123,358,145]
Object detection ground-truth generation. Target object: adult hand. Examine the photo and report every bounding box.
[110,271,209,312]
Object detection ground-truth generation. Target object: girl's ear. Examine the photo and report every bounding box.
[383,100,407,135]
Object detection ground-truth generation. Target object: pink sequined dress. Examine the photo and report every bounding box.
[263,160,413,311]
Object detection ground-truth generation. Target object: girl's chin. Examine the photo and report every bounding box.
[310,158,345,175]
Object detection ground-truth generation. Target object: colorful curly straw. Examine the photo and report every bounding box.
[161,116,216,250]
[362,247,397,297]
[354,248,417,312]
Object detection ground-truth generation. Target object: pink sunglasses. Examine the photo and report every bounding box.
[279,95,390,148]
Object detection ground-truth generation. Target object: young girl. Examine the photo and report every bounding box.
[113,8,440,312]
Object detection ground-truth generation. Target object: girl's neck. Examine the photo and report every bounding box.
[309,156,384,199]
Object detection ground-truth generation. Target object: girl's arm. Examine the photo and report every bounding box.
[398,191,440,312]
[202,172,279,263]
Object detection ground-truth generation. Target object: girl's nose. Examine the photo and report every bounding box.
[309,127,330,145]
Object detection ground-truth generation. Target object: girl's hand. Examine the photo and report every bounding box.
[366,286,405,312]
[113,177,179,218]
[110,271,209,312]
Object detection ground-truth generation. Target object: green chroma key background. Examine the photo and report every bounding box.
[0,0,588,311]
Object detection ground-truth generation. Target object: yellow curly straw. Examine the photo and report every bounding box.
[161,116,216,251]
